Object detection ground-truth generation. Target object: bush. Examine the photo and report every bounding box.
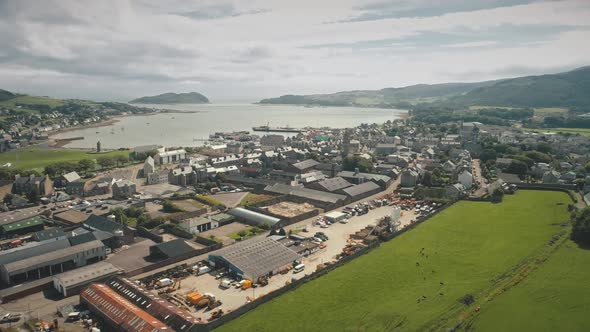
[571,208,590,246]
[195,194,226,209]
[459,294,475,305]
[491,188,504,203]
[162,200,183,213]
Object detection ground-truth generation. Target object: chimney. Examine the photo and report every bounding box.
[331,163,336,178]
[354,167,359,176]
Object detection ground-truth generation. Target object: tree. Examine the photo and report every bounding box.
[78,159,95,175]
[342,156,373,173]
[115,155,129,166]
[506,160,528,177]
[237,230,247,238]
[110,207,128,224]
[3,193,14,204]
[491,188,504,203]
[278,228,286,236]
[421,171,433,187]
[479,149,497,163]
[571,208,590,246]
[97,156,115,169]
[524,150,552,164]
[162,200,183,213]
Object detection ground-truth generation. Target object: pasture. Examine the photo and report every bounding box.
[216,191,571,332]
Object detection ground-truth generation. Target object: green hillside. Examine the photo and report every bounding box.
[0,89,16,102]
[454,66,590,108]
[129,92,210,104]
[217,191,571,332]
[259,66,590,109]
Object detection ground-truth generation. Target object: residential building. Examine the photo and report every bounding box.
[147,169,169,185]
[143,156,155,176]
[445,183,466,200]
[542,170,561,184]
[65,181,85,197]
[155,149,186,164]
[12,174,53,197]
[112,180,136,199]
[260,135,284,147]
[400,169,419,187]
[458,170,474,189]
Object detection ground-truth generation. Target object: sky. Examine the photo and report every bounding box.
[1,0,589,102]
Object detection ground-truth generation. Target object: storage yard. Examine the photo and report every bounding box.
[121,194,421,323]
[264,201,316,218]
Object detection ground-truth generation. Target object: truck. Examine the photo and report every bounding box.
[196,265,211,275]
[155,278,174,288]
[219,279,232,289]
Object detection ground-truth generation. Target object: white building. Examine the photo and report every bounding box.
[143,156,155,175]
[155,149,186,164]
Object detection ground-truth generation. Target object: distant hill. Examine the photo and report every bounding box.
[259,66,590,109]
[452,66,590,108]
[129,92,209,104]
[0,89,16,102]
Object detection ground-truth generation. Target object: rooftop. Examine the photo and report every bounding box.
[210,237,301,280]
[53,261,121,288]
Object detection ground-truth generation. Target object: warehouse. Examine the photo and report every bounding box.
[106,276,199,331]
[0,240,106,285]
[340,181,382,201]
[80,283,170,332]
[53,261,121,297]
[227,207,281,227]
[208,237,301,281]
[149,239,196,259]
[264,183,347,210]
[0,216,46,237]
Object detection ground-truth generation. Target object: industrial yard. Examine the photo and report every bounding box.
[264,201,316,218]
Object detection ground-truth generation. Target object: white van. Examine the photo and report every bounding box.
[293,264,305,273]
[197,266,212,275]
[220,279,232,289]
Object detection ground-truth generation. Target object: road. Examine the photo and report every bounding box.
[470,159,487,197]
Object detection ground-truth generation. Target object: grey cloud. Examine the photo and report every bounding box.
[175,3,268,20]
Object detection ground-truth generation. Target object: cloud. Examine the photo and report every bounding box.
[0,0,589,101]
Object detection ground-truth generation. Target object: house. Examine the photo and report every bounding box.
[56,171,81,188]
[169,167,196,186]
[178,216,219,234]
[65,181,85,197]
[112,180,136,199]
[487,179,505,195]
[560,171,577,183]
[442,160,456,173]
[400,169,419,187]
[143,156,155,176]
[288,159,320,174]
[374,143,397,155]
[83,214,135,248]
[12,174,53,197]
[445,183,465,200]
[154,149,186,165]
[458,170,474,189]
[260,135,284,147]
[146,169,169,185]
[542,170,561,184]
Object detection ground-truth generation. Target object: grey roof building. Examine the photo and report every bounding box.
[149,239,196,259]
[264,183,347,209]
[209,237,301,281]
[228,207,281,227]
[0,240,106,285]
[52,261,121,297]
[340,181,381,200]
[337,171,392,189]
[306,176,352,193]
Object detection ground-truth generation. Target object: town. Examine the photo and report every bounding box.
[0,109,588,331]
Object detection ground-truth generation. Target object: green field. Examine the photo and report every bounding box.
[217,191,571,332]
[533,107,568,114]
[469,238,590,331]
[526,128,590,136]
[0,147,130,170]
[0,95,65,113]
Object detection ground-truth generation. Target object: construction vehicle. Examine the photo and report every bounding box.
[187,292,221,309]
[241,279,253,290]
[257,276,268,286]
[208,309,223,321]
[158,278,180,295]
[186,292,205,305]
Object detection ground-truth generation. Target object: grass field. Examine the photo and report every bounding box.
[533,107,568,114]
[0,95,65,113]
[0,147,130,170]
[217,191,571,332]
[239,193,273,207]
[469,238,590,331]
[526,128,590,136]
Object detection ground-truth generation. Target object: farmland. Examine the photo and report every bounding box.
[469,239,590,332]
[525,127,590,136]
[0,147,130,170]
[217,191,571,332]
